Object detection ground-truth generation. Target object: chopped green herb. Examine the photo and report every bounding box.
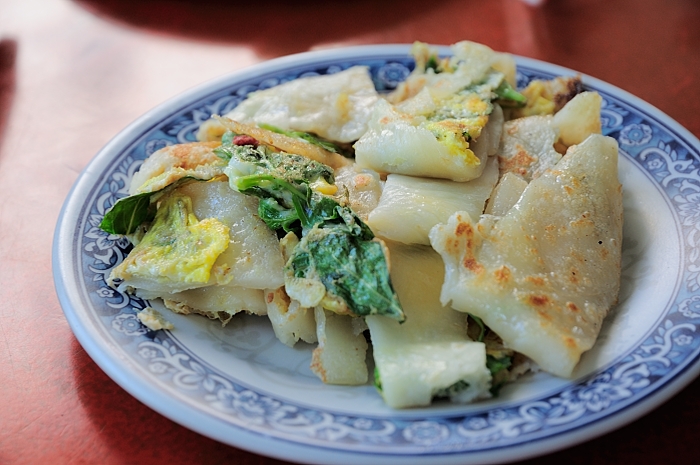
[495,80,527,107]
[374,367,383,392]
[435,379,471,398]
[486,354,513,396]
[425,55,441,73]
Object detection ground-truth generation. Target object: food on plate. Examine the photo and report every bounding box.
[431,134,622,377]
[218,139,404,321]
[137,307,174,331]
[107,176,285,324]
[100,40,622,408]
[551,91,603,147]
[128,141,226,195]
[311,307,370,385]
[354,42,515,182]
[366,156,499,246]
[199,117,351,169]
[497,92,602,181]
[220,65,379,143]
[509,75,583,118]
[366,241,491,408]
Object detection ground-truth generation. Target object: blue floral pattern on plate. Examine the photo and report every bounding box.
[55,47,700,464]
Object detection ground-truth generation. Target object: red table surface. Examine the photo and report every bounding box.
[2,0,700,463]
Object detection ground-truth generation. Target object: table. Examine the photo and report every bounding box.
[2,0,699,463]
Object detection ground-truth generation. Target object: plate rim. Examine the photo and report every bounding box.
[53,43,700,465]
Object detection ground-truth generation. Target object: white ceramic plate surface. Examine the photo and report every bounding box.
[53,45,700,465]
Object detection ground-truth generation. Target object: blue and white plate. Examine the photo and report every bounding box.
[53,45,700,464]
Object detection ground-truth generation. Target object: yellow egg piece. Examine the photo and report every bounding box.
[112,192,230,286]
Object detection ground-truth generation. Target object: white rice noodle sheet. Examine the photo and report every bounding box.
[164,286,267,326]
[333,164,383,222]
[181,181,285,290]
[311,308,368,385]
[129,141,226,195]
[430,135,623,378]
[223,66,379,143]
[551,91,603,147]
[354,100,501,182]
[483,103,505,155]
[484,172,528,217]
[367,156,498,245]
[366,242,491,409]
[389,41,517,104]
[265,287,317,347]
[498,115,561,182]
[448,40,517,93]
[498,91,603,181]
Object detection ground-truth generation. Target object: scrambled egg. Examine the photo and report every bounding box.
[424,116,489,162]
[421,91,492,164]
[511,75,584,118]
[110,193,230,288]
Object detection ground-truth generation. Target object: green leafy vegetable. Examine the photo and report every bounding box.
[221,144,344,237]
[99,191,156,235]
[435,380,471,398]
[290,227,403,320]
[222,143,404,321]
[425,55,441,73]
[486,354,513,395]
[486,354,512,375]
[257,197,302,233]
[99,177,207,235]
[466,313,514,396]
